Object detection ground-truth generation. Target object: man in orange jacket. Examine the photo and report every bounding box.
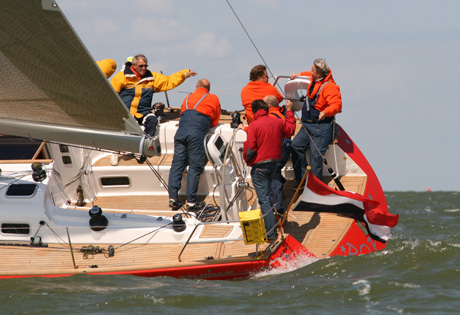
[168,79,221,211]
[240,65,284,125]
[290,58,342,181]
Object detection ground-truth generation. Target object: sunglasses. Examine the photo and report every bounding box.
[137,64,148,68]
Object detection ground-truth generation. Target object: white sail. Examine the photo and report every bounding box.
[0,0,159,155]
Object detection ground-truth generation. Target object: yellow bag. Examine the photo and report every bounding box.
[239,209,266,245]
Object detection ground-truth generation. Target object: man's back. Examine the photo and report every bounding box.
[180,87,221,128]
[241,81,283,124]
[243,109,295,166]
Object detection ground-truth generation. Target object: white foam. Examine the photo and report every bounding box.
[251,254,319,278]
[353,279,371,296]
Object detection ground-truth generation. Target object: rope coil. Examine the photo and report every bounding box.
[80,245,114,259]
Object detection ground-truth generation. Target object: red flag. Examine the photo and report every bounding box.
[300,173,399,228]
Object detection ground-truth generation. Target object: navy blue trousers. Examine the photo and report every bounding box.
[291,122,332,181]
[168,110,210,203]
[269,138,291,214]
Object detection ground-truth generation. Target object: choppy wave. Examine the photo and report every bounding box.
[1,191,459,314]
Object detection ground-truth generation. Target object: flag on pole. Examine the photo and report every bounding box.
[294,173,399,242]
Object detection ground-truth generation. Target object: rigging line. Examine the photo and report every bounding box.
[0,173,29,191]
[144,158,190,215]
[43,221,70,247]
[144,158,183,206]
[114,223,172,250]
[225,0,284,94]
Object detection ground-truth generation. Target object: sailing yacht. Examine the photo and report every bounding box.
[0,0,397,280]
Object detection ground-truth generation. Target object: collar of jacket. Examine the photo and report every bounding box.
[308,70,333,98]
[254,108,268,120]
[124,65,155,83]
[269,106,285,117]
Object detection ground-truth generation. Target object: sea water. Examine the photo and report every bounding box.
[1,191,458,314]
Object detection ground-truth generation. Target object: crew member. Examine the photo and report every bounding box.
[240,64,284,124]
[264,95,295,216]
[111,54,197,136]
[290,58,342,181]
[243,99,295,241]
[168,79,221,211]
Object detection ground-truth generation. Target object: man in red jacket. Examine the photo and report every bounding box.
[265,95,295,217]
[243,99,295,241]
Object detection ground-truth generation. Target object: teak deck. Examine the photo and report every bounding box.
[0,238,260,277]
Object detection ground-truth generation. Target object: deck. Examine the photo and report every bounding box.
[0,236,262,277]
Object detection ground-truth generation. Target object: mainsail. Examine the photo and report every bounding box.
[0,0,158,155]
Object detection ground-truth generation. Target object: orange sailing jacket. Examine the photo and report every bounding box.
[240,81,284,124]
[268,106,285,120]
[300,69,342,118]
[180,87,221,127]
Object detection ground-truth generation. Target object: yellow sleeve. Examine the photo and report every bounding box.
[110,71,126,94]
[96,59,117,78]
[151,69,190,92]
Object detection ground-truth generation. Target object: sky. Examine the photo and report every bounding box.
[57,0,460,191]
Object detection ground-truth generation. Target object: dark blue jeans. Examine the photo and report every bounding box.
[291,122,332,181]
[251,162,277,239]
[269,172,286,215]
[269,138,291,215]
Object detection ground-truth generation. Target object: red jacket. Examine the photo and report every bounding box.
[243,109,295,166]
[240,81,284,124]
[180,87,221,127]
[269,106,296,138]
[300,69,342,117]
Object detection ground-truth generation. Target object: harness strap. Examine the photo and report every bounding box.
[270,111,284,120]
[306,81,330,111]
[185,93,209,110]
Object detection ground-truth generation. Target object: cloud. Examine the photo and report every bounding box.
[136,0,173,13]
[187,32,232,57]
[91,18,118,37]
[131,17,189,42]
[337,64,403,101]
[252,0,281,10]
